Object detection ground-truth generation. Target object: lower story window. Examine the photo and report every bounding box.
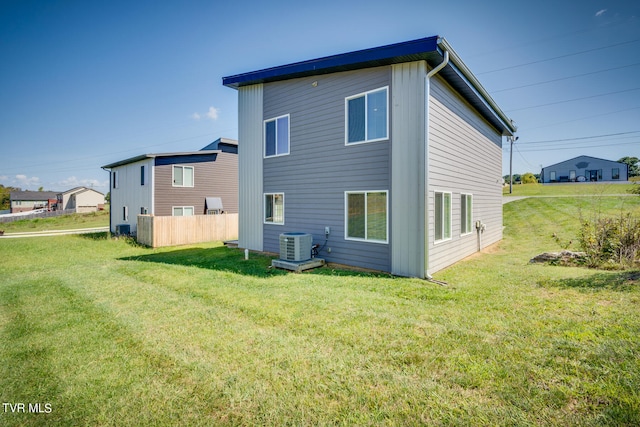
[461,193,473,235]
[435,191,451,242]
[345,191,388,243]
[264,193,284,224]
[173,206,194,216]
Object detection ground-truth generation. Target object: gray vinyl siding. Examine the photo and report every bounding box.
[390,61,427,277]
[427,75,503,274]
[238,84,264,251]
[262,67,391,271]
[154,153,238,216]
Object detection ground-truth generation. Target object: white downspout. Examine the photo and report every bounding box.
[424,49,450,279]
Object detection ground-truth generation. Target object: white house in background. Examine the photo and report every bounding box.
[540,155,629,183]
[57,187,105,213]
[223,36,517,277]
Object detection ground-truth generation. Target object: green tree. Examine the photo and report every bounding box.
[618,156,639,177]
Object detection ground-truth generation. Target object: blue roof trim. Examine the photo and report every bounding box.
[222,36,516,136]
[223,36,440,88]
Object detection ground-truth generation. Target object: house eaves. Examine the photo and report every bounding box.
[222,36,516,136]
[101,150,221,169]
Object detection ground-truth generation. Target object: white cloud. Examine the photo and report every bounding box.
[191,106,219,121]
[206,106,219,120]
[595,9,607,17]
[15,174,41,187]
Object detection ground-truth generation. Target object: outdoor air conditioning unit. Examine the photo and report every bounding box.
[115,224,130,235]
[279,232,313,262]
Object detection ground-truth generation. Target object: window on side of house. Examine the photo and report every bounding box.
[612,168,620,180]
[264,115,290,158]
[549,171,556,181]
[112,171,118,189]
[173,206,194,216]
[264,193,284,224]
[141,165,146,185]
[461,193,473,235]
[122,206,128,221]
[345,191,388,243]
[434,191,452,242]
[569,170,576,181]
[345,87,389,145]
[598,169,603,181]
[173,165,194,187]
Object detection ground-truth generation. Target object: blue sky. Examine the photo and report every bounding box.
[1,0,638,192]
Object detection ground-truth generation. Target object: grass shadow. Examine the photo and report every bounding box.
[77,231,109,241]
[118,245,392,279]
[539,270,640,292]
[119,246,288,277]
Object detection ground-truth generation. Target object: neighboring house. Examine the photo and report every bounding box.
[57,187,106,213]
[101,138,238,234]
[540,155,629,183]
[10,191,58,213]
[222,36,516,277]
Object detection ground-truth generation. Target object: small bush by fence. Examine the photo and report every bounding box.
[137,214,238,248]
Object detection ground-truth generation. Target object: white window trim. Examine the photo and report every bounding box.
[172,206,194,216]
[344,190,389,244]
[172,165,194,187]
[263,114,290,158]
[344,86,389,146]
[264,193,285,225]
[434,190,452,244]
[461,193,473,236]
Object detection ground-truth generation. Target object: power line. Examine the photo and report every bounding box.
[519,105,640,131]
[507,87,640,112]
[477,38,640,75]
[516,131,640,145]
[508,140,639,153]
[492,62,640,93]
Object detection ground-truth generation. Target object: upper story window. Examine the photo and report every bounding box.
[345,87,388,145]
[264,114,290,157]
[173,165,194,187]
[112,171,118,189]
[141,165,146,186]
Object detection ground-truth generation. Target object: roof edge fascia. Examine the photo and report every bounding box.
[437,37,516,136]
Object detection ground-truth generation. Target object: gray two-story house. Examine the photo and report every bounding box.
[102,138,238,234]
[223,36,516,277]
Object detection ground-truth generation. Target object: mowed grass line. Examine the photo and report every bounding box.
[1,195,639,425]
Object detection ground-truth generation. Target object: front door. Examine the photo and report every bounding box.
[589,170,598,182]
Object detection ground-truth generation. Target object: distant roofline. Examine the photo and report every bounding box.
[101,150,221,169]
[222,36,516,136]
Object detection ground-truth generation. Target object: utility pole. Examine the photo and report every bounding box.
[508,136,518,194]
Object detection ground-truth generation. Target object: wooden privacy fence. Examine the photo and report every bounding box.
[137,214,238,248]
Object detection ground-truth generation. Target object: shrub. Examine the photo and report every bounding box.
[579,213,640,268]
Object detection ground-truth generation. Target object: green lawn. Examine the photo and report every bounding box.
[503,182,636,196]
[0,209,109,233]
[1,196,639,425]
